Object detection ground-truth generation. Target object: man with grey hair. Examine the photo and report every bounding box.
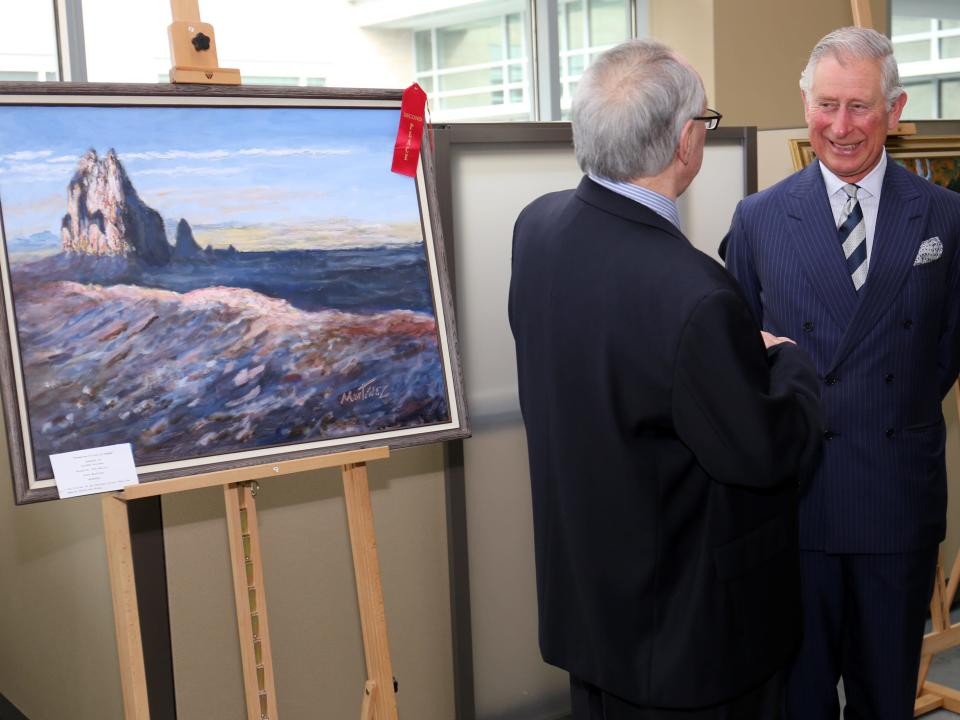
[510,39,822,719]
[723,26,960,719]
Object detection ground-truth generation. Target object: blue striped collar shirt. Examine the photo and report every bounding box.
[588,173,682,232]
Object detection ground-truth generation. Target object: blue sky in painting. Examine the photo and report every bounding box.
[0,104,417,240]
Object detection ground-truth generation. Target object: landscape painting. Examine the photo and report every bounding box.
[0,86,466,503]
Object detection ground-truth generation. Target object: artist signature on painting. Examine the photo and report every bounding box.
[339,378,390,406]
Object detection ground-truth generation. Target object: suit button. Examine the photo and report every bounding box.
[824,430,835,440]
[802,321,814,332]
[885,373,894,384]
[825,374,839,385]
[904,319,913,329]
[886,428,896,439]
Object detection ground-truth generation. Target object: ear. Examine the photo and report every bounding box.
[801,91,812,124]
[888,91,908,130]
[677,118,695,165]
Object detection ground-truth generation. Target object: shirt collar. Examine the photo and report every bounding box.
[588,173,682,231]
[818,150,887,200]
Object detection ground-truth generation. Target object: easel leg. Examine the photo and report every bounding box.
[342,462,400,720]
[102,495,151,720]
[225,482,279,720]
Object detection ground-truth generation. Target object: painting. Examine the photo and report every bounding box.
[789,133,960,193]
[0,83,467,504]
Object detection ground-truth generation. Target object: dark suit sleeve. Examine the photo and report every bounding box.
[672,288,823,489]
[938,215,960,398]
[722,202,763,325]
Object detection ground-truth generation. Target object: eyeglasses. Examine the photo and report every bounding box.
[693,108,722,130]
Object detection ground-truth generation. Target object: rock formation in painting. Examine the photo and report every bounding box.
[173,218,205,259]
[60,149,172,266]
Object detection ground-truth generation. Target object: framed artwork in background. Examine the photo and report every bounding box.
[790,133,960,193]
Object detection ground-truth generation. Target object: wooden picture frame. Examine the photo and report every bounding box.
[789,134,960,193]
[0,82,468,504]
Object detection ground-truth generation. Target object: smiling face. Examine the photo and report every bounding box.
[803,54,906,183]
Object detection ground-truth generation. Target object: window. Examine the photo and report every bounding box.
[891,5,960,119]
[0,2,60,82]
[8,1,641,122]
[559,0,632,117]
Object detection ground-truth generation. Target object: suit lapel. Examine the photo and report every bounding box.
[785,162,859,329]
[828,161,927,370]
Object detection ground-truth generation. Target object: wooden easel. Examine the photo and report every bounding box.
[167,0,240,84]
[102,446,400,720]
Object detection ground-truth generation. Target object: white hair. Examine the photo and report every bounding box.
[572,39,706,180]
[799,26,903,110]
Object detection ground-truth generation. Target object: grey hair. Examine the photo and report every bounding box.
[799,26,903,110]
[572,39,706,181]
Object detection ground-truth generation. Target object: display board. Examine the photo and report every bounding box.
[433,123,757,719]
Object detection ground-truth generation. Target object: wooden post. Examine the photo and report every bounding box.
[343,462,400,720]
[102,495,151,720]
[850,0,874,29]
[225,482,279,720]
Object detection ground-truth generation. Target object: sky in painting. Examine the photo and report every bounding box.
[0,103,418,241]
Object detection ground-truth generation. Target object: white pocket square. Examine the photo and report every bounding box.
[914,236,943,266]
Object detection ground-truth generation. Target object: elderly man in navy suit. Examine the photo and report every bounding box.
[723,26,960,720]
[510,39,824,719]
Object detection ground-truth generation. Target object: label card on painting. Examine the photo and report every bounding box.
[50,443,139,498]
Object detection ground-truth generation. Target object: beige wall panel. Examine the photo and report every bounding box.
[713,0,888,129]
[649,0,716,103]
[0,421,122,719]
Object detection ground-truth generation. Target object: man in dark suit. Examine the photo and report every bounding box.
[723,26,960,720]
[509,39,823,719]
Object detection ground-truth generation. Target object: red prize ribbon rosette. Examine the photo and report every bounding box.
[391,83,428,177]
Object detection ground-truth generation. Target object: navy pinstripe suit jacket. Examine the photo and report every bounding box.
[724,158,960,553]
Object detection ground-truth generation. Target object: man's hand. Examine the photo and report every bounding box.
[761,330,796,348]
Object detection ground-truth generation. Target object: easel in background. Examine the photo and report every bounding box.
[100,3,401,719]
[168,0,239,84]
[103,447,400,720]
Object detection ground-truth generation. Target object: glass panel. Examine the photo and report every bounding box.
[589,0,630,47]
[901,81,936,119]
[437,16,503,68]
[941,19,960,30]
[415,30,433,72]
[942,79,960,118]
[440,90,508,110]
[891,16,933,36]
[0,2,59,81]
[563,1,586,51]
[893,40,931,63]
[939,36,960,59]
[440,68,502,93]
[241,76,299,85]
[507,13,524,59]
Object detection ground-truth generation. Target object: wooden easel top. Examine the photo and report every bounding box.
[116,446,390,500]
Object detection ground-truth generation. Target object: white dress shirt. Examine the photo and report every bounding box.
[818,151,887,272]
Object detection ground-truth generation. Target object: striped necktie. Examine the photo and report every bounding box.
[838,183,867,291]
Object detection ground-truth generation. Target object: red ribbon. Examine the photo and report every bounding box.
[391,83,428,177]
